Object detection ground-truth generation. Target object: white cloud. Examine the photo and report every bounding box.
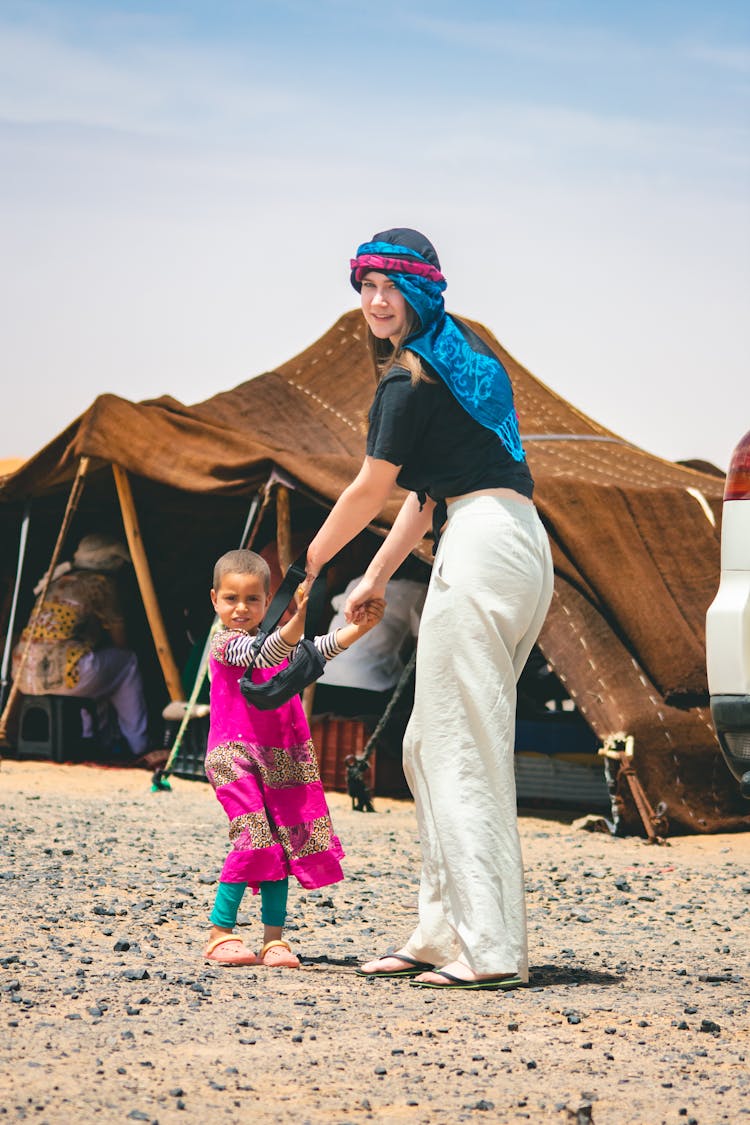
[0,23,307,139]
[683,42,750,73]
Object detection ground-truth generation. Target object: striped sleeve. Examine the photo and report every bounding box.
[222,630,263,666]
[314,630,346,662]
[227,627,347,669]
[253,630,294,669]
[258,629,346,665]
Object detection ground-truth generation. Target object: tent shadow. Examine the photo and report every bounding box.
[529,962,623,988]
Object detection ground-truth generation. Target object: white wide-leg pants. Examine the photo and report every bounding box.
[402,494,553,978]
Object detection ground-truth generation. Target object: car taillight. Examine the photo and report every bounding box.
[724,430,750,501]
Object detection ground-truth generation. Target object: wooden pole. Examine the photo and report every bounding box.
[275,484,293,575]
[112,464,183,702]
[0,457,90,746]
[275,482,316,716]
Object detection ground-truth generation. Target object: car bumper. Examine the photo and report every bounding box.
[710,695,750,797]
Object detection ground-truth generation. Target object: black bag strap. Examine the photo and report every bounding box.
[260,551,329,641]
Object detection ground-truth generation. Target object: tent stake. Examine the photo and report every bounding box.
[598,734,669,843]
[0,457,90,748]
[112,464,183,703]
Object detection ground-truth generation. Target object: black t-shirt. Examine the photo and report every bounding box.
[366,366,534,506]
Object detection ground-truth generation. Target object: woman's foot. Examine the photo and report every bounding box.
[356,950,435,978]
[410,961,523,991]
[259,939,300,969]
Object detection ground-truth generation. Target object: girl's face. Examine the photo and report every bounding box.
[360,271,408,344]
[211,571,270,632]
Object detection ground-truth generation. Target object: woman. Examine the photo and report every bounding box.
[305,228,553,990]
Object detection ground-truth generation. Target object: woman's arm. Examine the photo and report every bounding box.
[306,456,402,581]
[344,491,434,618]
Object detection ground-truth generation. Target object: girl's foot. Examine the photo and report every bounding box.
[204,934,258,966]
[259,939,300,969]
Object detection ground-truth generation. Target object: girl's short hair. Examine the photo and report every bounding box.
[212,549,270,593]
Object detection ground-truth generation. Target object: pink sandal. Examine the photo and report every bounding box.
[204,934,259,966]
[259,939,300,969]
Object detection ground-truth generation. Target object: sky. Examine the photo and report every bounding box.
[1,0,748,470]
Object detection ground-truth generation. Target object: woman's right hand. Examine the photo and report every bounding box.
[303,556,319,594]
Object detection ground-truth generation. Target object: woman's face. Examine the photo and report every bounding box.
[360,271,408,344]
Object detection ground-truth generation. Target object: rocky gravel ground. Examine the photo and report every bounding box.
[1,757,749,1125]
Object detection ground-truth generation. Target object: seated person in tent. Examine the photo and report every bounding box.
[12,532,164,767]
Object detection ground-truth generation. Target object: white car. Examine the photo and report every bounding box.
[706,429,750,797]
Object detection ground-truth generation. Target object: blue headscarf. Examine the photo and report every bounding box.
[351,228,525,463]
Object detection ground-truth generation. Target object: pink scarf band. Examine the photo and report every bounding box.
[351,252,445,285]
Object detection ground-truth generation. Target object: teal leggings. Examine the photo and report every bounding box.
[210,879,288,929]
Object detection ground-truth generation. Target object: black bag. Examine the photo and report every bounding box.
[239,553,328,711]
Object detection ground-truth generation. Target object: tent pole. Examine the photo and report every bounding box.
[275,482,316,717]
[0,501,31,714]
[112,464,183,703]
[275,484,293,574]
[239,484,271,550]
[0,456,90,747]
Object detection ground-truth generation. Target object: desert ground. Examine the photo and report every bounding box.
[1,757,748,1125]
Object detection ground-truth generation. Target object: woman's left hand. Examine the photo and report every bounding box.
[345,575,386,622]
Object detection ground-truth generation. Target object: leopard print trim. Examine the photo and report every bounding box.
[227,811,275,852]
[276,816,336,859]
[205,738,321,790]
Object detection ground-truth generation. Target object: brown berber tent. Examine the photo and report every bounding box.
[1,310,746,835]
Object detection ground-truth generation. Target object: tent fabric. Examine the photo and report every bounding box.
[1,309,745,834]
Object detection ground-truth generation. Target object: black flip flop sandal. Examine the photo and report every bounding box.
[409,970,524,991]
[355,953,436,979]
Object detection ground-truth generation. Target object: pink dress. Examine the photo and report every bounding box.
[205,626,344,890]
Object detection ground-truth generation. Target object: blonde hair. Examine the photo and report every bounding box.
[365,303,435,386]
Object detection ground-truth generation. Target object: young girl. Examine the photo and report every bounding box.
[204,548,384,968]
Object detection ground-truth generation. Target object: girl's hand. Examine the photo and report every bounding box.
[279,585,309,647]
[360,598,386,629]
[334,598,387,650]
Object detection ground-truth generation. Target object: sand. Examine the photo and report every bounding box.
[1,757,748,1124]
